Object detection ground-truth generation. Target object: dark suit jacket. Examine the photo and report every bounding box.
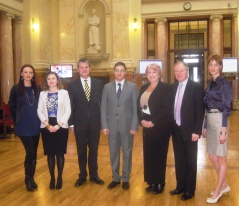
[68,77,103,131]
[137,81,172,129]
[172,79,205,139]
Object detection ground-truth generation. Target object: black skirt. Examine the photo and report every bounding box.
[41,117,68,155]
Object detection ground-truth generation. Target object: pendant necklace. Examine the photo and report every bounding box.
[25,89,35,106]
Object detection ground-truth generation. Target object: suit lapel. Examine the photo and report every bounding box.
[181,79,192,106]
[110,81,118,102]
[119,81,128,102]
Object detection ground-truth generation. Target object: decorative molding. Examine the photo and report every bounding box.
[79,53,110,62]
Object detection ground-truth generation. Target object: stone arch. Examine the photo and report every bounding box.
[78,0,110,18]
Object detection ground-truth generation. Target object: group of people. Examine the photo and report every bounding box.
[9,55,232,204]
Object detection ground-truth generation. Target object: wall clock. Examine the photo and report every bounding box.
[183,2,191,10]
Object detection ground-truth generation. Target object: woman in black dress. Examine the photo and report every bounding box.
[37,72,71,190]
[137,63,172,194]
[9,64,41,192]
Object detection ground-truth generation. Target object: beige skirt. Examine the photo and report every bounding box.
[206,111,228,156]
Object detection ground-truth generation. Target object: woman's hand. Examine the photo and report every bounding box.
[52,125,60,132]
[141,120,154,128]
[202,128,207,138]
[219,134,227,144]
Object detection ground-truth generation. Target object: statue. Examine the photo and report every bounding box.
[87,9,101,53]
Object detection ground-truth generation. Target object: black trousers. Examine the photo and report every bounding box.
[74,127,100,179]
[19,135,40,164]
[171,123,198,193]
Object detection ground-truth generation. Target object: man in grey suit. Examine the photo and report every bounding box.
[101,62,138,190]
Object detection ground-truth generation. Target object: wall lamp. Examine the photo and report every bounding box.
[32,18,39,32]
[132,18,139,31]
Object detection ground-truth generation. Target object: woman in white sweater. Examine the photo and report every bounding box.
[37,72,71,190]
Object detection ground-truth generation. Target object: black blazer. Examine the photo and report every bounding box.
[137,81,172,129]
[172,79,205,139]
[9,84,41,124]
[68,77,103,131]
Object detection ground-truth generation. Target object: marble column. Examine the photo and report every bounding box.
[142,19,146,59]
[233,13,238,57]
[0,12,15,103]
[111,1,132,67]
[210,15,223,55]
[13,17,23,84]
[155,17,168,83]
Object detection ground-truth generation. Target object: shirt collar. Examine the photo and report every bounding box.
[115,79,125,87]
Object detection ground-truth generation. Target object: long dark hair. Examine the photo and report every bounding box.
[18,64,39,98]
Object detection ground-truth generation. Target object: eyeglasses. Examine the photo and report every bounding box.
[115,69,125,73]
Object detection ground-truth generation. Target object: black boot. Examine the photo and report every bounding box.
[24,162,34,192]
[31,161,38,189]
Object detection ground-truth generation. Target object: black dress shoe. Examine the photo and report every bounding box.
[90,177,105,185]
[170,188,185,195]
[49,178,55,190]
[108,181,120,189]
[181,192,195,201]
[75,178,86,187]
[122,182,130,190]
[153,183,165,194]
[56,178,62,190]
[145,184,155,192]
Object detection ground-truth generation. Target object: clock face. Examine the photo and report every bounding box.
[183,2,191,10]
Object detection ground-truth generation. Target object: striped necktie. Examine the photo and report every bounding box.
[84,80,90,101]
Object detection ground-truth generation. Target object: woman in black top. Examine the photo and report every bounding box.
[137,63,171,194]
[202,55,232,203]
[9,64,41,192]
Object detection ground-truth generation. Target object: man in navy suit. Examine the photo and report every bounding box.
[170,61,204,200]
[68,59,104,187]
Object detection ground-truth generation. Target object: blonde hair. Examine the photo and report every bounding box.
[145,63,162,77]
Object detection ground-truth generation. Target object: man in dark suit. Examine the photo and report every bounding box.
[170,61,204,200]
[101,62,138,190]
[68,58,104,187]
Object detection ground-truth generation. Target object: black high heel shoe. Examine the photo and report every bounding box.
[56,178,62,190]
[153,183,165,194]
[49,178,55,190]
[145,184,155,192]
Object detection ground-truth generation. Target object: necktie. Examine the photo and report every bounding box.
[84,80,90,101]
[175,83,183,126]
[117,83,122,100]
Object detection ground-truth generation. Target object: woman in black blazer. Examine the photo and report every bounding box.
[137,63,172,194]
[9,64,41,192]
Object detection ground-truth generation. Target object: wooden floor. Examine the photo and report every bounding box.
[0,111,239,206]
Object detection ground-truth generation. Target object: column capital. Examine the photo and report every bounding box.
[233,13,238,20]
[14,16,23,24]
[1,12,15,20]
[155,17,167,24]
[210,15,223,21]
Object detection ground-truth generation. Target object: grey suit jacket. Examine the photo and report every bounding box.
[101,80,139,135]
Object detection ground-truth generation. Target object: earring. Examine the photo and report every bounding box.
[21,77,23,81]
[31,79,34,82]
